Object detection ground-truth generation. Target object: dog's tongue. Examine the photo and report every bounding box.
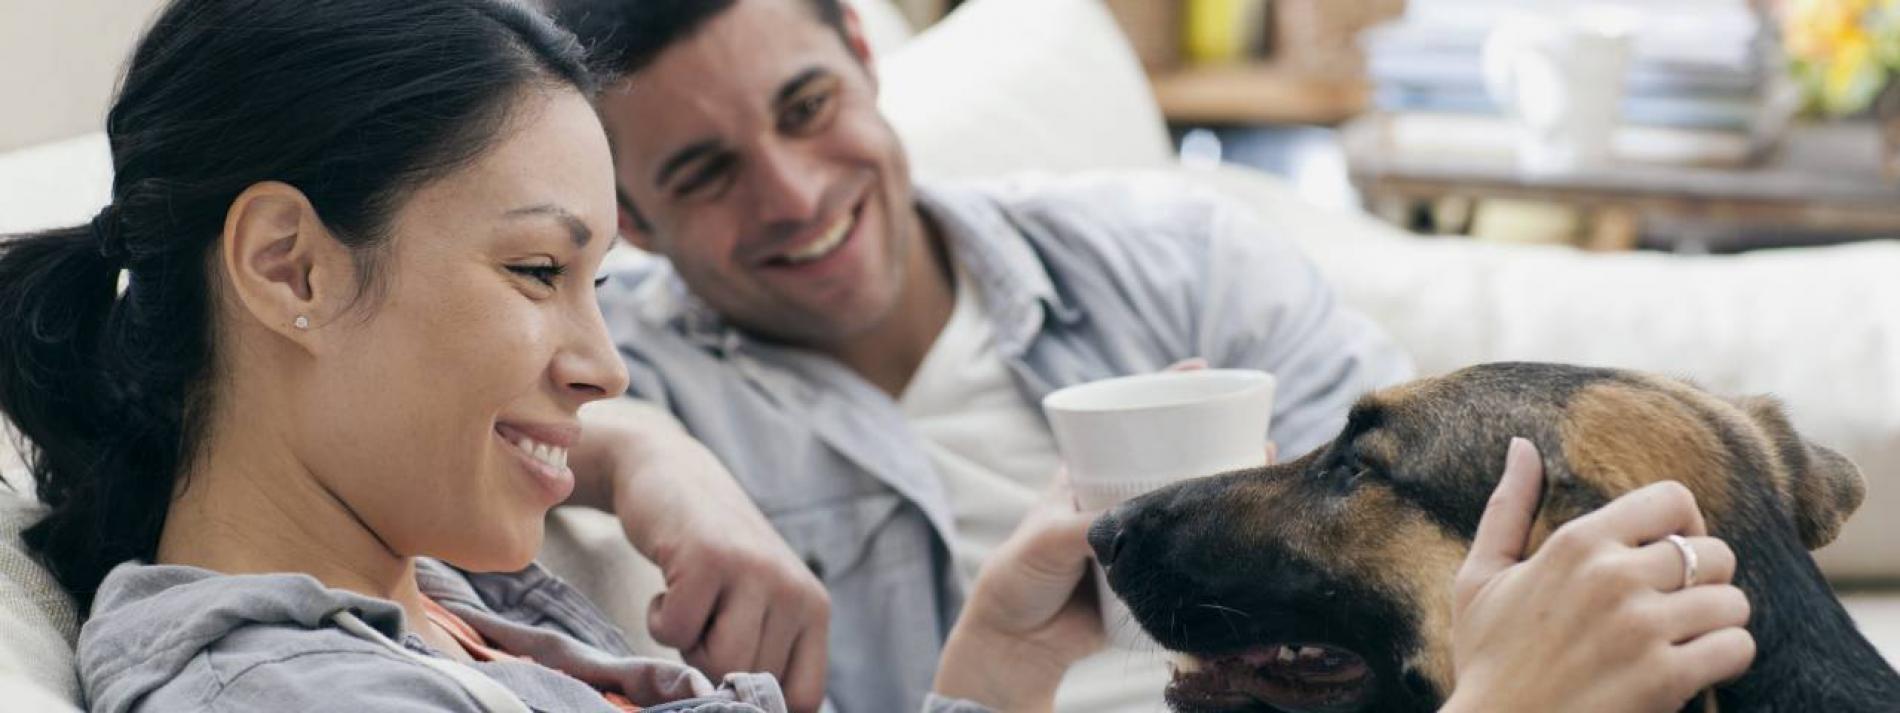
[1170,644,1373,713]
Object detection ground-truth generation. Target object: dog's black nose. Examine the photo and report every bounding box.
[1088,508,1129,567]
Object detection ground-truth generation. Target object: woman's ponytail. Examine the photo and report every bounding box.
[0,210,193,607]
[0,217,124,475]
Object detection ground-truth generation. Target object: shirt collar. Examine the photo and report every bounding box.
[915,182,1080,346]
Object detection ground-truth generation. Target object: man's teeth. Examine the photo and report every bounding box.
[782,213,854,264]
[515,436,568,470]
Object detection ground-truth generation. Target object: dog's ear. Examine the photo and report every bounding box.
[1736,396,1867,549]
[1522,447,1611,555]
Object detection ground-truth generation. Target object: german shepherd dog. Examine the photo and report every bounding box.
[1090,363,1900,712]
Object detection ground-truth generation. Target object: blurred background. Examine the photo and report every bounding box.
[1104,0,1900,254]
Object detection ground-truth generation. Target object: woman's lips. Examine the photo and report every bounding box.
[495,423,576,505]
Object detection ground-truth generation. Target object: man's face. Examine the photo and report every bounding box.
[598,0,917,346]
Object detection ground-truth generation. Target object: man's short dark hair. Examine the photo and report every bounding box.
[546,0,848,79]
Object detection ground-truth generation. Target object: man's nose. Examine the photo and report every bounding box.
[750,143,824,226]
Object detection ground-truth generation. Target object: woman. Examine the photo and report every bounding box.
[0,0,1751,711]
[0,1,773,710]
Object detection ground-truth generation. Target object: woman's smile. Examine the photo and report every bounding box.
[495,421,579,506]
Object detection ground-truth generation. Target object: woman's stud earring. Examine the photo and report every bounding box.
[293,315,310,330]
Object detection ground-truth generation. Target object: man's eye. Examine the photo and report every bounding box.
[508,263,566,287]
[675,156,736,199]
[781,92,832,132]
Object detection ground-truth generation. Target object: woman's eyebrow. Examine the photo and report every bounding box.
[503,203,591,247]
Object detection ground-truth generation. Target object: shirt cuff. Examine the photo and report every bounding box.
[922,692,997,713]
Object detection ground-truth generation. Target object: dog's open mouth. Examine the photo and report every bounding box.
[1169,643,1374,713]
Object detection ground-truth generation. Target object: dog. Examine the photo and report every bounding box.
[1089,362,1900,712]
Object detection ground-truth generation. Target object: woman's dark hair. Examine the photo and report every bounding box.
[0,0,595,608]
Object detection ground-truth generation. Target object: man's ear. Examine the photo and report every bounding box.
[839,3,879,91]
[219,181,354,348]
[1736,396,1867,549]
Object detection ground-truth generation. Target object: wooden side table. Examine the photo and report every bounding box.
[1342,113,1900,252]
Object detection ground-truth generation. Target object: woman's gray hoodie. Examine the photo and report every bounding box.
[76,558,784,712]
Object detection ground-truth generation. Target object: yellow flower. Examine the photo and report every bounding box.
[1788,0,1873,57]
[1823,26,1886,112]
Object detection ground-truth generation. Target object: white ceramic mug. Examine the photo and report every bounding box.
[1042,369,1277,650]
[1483,6,1636,174]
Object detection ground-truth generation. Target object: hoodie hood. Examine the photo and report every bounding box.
[78,561,406,713]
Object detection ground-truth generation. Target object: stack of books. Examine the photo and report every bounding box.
[1361,0,1792,167]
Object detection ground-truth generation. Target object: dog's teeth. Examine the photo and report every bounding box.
[1297,646,1325,662]
[1170,654,1203,674]
[1277,646,1298,663]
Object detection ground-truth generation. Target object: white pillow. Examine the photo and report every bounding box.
[842,0,914,58]
[0,133,111,236]
[878,0,1174,182]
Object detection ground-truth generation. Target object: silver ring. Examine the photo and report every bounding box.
[1664,534,1699,591]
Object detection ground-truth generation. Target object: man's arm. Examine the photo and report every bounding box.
[569,396,832,713]
[1194,195,1414,456]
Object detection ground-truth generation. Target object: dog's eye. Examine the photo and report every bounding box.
[1325,459,1375,488]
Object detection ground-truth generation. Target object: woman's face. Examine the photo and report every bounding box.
[296,88,628,571]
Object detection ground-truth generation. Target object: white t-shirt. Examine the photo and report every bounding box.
[900,264,1171,713]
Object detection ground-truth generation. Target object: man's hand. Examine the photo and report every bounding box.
[572,400,831,713]
[934,472,1103,713]
[1443,438,1755,713]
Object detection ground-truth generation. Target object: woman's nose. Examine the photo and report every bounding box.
[552,303,630,405]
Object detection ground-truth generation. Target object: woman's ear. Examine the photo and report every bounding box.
[220,181,354,349]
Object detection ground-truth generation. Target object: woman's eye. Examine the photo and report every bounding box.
[508,263,566,288]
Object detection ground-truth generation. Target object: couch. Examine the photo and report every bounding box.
[2,0,1896,709]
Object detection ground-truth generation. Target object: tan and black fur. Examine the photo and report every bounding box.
[1091,362,1898,712]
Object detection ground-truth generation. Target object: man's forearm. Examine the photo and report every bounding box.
[567,397,694,512]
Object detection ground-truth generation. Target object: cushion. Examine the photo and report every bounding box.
[877,0,1173,182]
[0,132,111,235]
[0,491,80,705]
[842,0,914,58]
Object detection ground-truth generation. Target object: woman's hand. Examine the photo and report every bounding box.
[933,474,1104,713]
[572,398,831,713]
[1443,438,1755,713]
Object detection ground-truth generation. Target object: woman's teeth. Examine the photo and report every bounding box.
[782,213,854,264]
[515,436,568,470]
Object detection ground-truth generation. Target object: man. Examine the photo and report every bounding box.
[539,2,1752,713]
[545,0,1406,711]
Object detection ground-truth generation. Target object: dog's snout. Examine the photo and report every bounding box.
[1088,508,1129,567]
